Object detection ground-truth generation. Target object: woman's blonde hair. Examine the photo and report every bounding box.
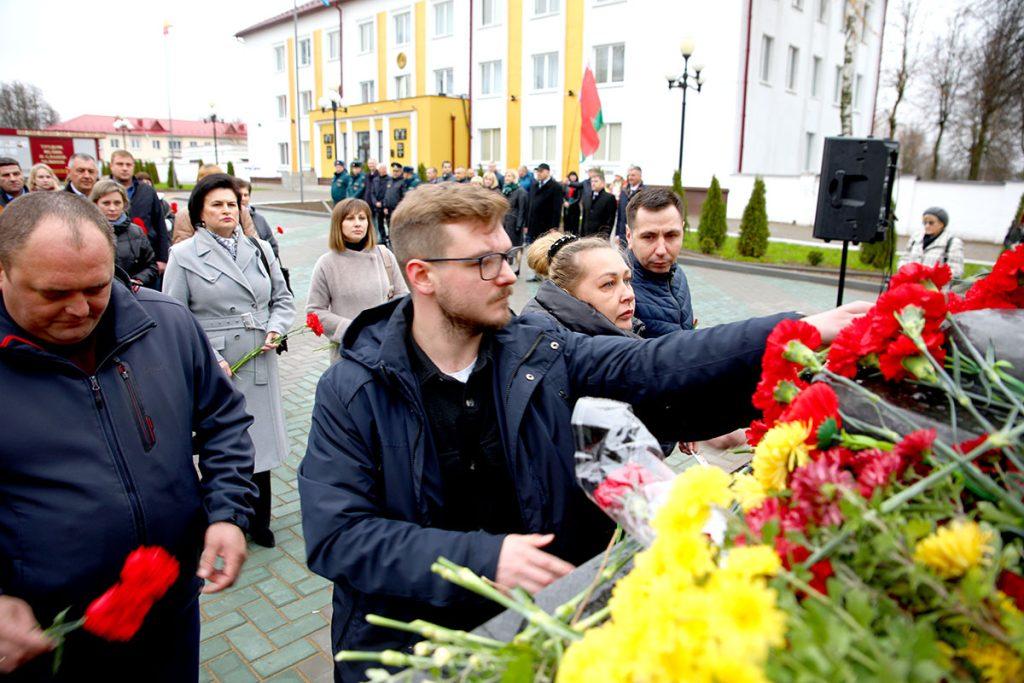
[526,230,620,292]
[197,164,224,181]
[88,178,130,211]
[27,163,57,191]
[469,175,484,186]
[482,171,497,187]
[329,198,377,252]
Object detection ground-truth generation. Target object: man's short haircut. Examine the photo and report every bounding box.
[89,178,130,211]
[390,182,508,264]
[625,187,684,232]
[0,192,115,268]
[187,173,242,227]
[0,156,21,169]
[134,171,152,182]
[236,178,252,192]
[110,149,134,163]
[628,165,642,174]
[68,153,97,167]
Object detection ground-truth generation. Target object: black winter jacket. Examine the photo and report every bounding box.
[527,179,563,239]
[112,214,158,288]
[581,189,618,236]
[124,177,169,263]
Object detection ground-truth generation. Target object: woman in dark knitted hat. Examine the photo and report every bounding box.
[897,206,965,279]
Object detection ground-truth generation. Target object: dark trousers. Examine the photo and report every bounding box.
[252,470,272,533]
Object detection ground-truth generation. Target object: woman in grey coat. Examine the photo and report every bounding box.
[163,174,295,548]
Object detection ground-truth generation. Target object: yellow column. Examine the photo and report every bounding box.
[415,1,426,96]
[287,37,298,171]
[506,0,523,169]
[377,12,388,100]
[561,0,584,175]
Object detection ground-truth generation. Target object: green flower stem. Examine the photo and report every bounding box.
[334,650,435,667]
[364,614,506,650]
[431,558,582,642]
[565,527,625,626]
[948,315,1024,414]
[574,605,611,631]
[839,414,900,442]
[229,325,313,374]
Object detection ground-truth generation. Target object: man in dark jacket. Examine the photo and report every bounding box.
[525,163,562,242]
[614,164,645,241]
[0,192,257,680]
[298,183,868,682]
[330,160,350,205]
[626,187,695,335]
[580,172,618,236]
[0,157,29,214]
[109,150,169,280]
[366,163,389,242]
[382,162,406,242]
[347,161,367,199]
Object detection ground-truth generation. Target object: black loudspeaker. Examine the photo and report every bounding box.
[813,136,899,244]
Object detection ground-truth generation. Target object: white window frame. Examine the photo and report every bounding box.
[169,139,182,151]
[300,90,313,113]
[479,128,501,163]
[530,125,556,161]
[298,37,312,67]
[433,1,454,37]
[189,141,198,148]
[785,45,800,92]
[480,60,503,96]
[817,0,828,23]
[533,0,559,16]
[358,21,375,54]
[805,132,817,171]
[395,74,411,99]
[810,56,822,98]
[278,142,290,166]
[394,11,411,46]
[434,67,454,95]
[594,122,622,162]
[854,73,864,110]
[532,52,559,91]
[759,34,774,84]
[152,140,161,150]
[593,43,625,84]
[276,94,288,119]
[328,30,340,61]
[360,80,375,103]
[130,137,141,150]
[832,65,842,105]
[480,0,499,26]
[273,45,285,72]
[792,0,804,10]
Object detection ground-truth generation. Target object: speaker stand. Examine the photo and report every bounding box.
[836,240,850,307]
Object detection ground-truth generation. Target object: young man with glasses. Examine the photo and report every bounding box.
[298,183,869,682]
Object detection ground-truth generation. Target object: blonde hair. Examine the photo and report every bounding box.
[197,164,223,181]
[27,163,57,191]
[329,198,377,252]
[469,175,484,186]
[482,171,498,188]
[390,182,508,264]
[88,178,130,212]
[527,230,621,292]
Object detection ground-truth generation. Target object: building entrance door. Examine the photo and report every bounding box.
[357,131,370,162]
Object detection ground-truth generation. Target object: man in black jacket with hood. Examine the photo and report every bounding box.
[109,150,168,283]
[580,172,617,236]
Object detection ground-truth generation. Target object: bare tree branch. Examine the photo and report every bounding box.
[0,82,59,129]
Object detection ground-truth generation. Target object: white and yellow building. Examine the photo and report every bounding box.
[236,0,886,213]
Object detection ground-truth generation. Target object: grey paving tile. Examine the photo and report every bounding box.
[267,612,327,648]
[280,590,332,620]
[201,612,246,640]
[226,622,275,661]
[251,640,317,677]
[242,599,288,632]
[257,576,301,607]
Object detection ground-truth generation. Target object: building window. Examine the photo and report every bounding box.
[434,1,454,37]
[301,141,310,168]
[595,122,622,162]
[360,80,375,103]
[805,132,817,171]
[152,140,161,150]
[534,0,559,15]
[480,60,503,95]
[434,67,454,95]
[593,43,625,84]
[480,128,501,162]
[130,137,141,149]
[532,52,558,90]
[394,12,411,45]
[358,21,374,53]
[862,2,871,43]
[792,0,804,10]
[785,45,800,92]
[189,141,198,148]
[300,90,313,113]
[274,45,285,71]
[395,75,411,99]
[854,73,864,110]
[530,125,556,161]
[817,0,828,23]
[759,35,774,84]
[328,30,340,61]
[276,95,288,118]
[833,65,842,105]
[109,137,119,148]
[278,142,289,165]
[810,56,822,98]
[169,140,182,151]
[481,0,498,26]
[298,38,311,67]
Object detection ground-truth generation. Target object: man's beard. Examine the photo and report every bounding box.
[437,287,513,337]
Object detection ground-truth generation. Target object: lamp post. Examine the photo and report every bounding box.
[204,106,220,164]
[319,91,345,164]
[112,116,133,149]
[665,39,705,179]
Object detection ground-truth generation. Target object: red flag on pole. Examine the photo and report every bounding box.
[580,66,603,160]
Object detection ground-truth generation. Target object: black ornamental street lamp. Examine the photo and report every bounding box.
[205,107,220,164]
[666,38,705,179]
[319,91,345,163]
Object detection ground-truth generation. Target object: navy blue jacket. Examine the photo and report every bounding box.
[630,251,695,336]
[0,283,257,633]
[125,177,169,264]
[299,297,789,678]
[615,182,644,237]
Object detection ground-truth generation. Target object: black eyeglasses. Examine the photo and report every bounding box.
[420,246,523,281]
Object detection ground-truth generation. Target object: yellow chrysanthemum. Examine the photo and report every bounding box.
[751,421,813,492]
[731,472,768,512]
[720,544,782,582]
[959,635,1024,683]
[913,519,994,579]
[651,465,732,539]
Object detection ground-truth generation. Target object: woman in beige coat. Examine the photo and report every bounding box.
[163,173,295,547]
[306,198,407,362]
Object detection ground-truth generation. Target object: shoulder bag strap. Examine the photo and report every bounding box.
[377,245,396,300]
[248,236,272,275]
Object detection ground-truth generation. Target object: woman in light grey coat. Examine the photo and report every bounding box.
[163,174,295,548]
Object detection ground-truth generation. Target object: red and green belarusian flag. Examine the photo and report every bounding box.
[580,66,603,160]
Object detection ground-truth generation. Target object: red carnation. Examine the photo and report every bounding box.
[306,312,325,337]
[83,547,179,641]
[956,245,1024,311]
[746,418,771,447]
[592,462,651,511]
[276,225,285,234]
[170,202,178,213]
[892,429,936,472]
[131,217,149,236]
[745,497,809,538]
[790,451,854,527]
[854,451,905,499]
[826,313,873,378]
[889,262,952,291]
[998,570,1024,611]
[774,537,834,595]
[753,375,806,424]
[763,319,822,375]
[779,382,842,439]
[868,284,947,352]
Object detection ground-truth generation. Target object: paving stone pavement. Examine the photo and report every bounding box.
[197,209,860,681]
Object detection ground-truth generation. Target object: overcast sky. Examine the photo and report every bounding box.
[0,0,286,124]
[2,0,964,128]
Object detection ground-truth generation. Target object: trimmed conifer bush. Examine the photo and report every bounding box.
[671,170,690,230]
[226,160,236,176]
[859,201,897,269]
[697,175,727,251]
[737,177,769,258]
